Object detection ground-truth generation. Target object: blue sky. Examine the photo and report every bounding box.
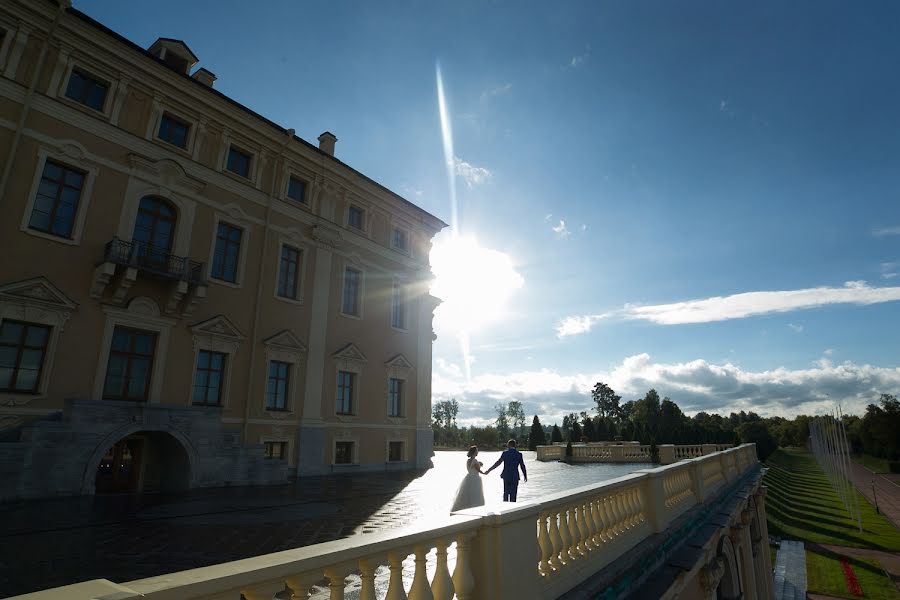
[80,0,900,424]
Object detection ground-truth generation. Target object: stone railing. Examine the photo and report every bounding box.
[12,444,760,600]
[537,443,735,464]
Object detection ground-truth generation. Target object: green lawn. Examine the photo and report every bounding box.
[806,549,900,600]
[764,448,900,551]
[853,453,892,474]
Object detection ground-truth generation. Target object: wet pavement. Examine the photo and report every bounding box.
[0,450,644,597]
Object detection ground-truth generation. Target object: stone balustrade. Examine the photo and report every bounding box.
[536,442,734,464]
[11,444,760,600]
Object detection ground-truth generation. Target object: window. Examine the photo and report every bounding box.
[389,378,402,417]
[336,370,354,415]
[391,281,406,329]
[348,205,365,230]
[266,360,291,411]
[287,176,306,203]
[226,146,252,178]
[28,160,85,239]
[392,227,409,252]
[102,327,157,402]
[192,350,226,406]
[341,267,361,316]
[277,245,301,299]
[264,441,288,459]
[132,197,177,270]
[335,441,354,464]
[0,321,50,393]
[211,222,243,283]
[64,68,108,111]
[158,113,190,148]
[388,441,403,462]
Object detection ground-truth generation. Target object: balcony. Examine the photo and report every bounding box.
[91,237,207,317]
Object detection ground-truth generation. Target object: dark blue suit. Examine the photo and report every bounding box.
[489,448,527,502]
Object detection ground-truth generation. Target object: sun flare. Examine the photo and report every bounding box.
[430,233,524,334]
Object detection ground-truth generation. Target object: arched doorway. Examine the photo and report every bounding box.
[94,430,190,494]
[131,196,177,271]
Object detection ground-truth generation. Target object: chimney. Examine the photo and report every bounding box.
[318,131,337,156]
[192,68,217,88]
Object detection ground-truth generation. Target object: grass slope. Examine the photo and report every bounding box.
[806,550,900,600]
[764,448,900,551]
[854,454,892,474]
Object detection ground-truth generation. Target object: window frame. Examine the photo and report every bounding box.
[207,217,247,287]
[346,204,366,232]
[101,326,158,403]
[156,111,192,150]
[391,226,410,254]
[336,369,356,416]
[340,266,363,318]
[192,349,227,406]
[276,244,303,301]
[387,440,405,463]
[388,377,403,418]
[265,359,292,411]
[263,440,289,460]
[0,320,51,394]
[286,175,307,204]
[62,66,110,113]
[225,145,253,179]
[25,158,87,241]
[21,150,98,246]
[334,440,356,465]
[391,280,408,331]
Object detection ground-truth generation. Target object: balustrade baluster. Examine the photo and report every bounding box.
[576,502,591,552]
[611,492,624,536]
[597,496,613,541]
[408,545,434,600]
[558,507,573,562]
[566,506,580,559]
[357,559,379,600]
[548,510,564,570]
[624,487,638,528]
[584,500,598,549]
[591,498,606,544]
[324,567,349,600]
[386,551,408,600]
[451,533,475,600]
[242,580,286,600]
[286,571,323,600]
[431,539,454,600]
[537,513,554,576]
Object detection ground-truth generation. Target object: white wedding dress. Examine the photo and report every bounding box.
[450,457,485,512]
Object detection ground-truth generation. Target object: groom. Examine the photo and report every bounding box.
[486,439,527,502]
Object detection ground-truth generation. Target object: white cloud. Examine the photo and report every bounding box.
[452,156,492,188]
[824,349,834,356]
[566,44,591,69]
[552,220,572,239]
[787,323,804,333]
[873,226,900,237]
[480,83,512,102]
[399,183,424,198]
[555,314,604,337]
[557,280,900,335]
[433,353,900,426]
[881,262,898,280]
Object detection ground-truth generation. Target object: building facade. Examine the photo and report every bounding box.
[0,0,446,500]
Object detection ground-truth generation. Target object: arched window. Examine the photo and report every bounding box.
[132,196,176,269]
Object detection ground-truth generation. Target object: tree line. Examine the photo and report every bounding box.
[433,385,900,465]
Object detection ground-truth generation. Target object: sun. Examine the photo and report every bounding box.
[430,233,524,334]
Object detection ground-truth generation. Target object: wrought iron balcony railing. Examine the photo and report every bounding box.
[104,237,205,285]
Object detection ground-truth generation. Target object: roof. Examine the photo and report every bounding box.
[152,37,200,62]
[64,7,449,230]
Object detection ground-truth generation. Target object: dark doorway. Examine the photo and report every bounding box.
[94,431,190,494]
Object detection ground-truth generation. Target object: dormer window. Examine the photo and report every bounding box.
[147,38,199,76]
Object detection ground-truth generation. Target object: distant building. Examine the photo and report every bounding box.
[0,0,446,500]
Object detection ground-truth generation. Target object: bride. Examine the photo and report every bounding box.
[451,446,486,512]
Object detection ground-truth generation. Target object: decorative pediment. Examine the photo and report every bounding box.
[386,354,413,369]
[311,225,342,249]
[190,315,244,340]
[333,343,367,373]
[0,277,77,311]
[264,329,307,353]
[128,154,206,193]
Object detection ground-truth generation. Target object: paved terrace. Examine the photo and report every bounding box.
[0,451,640,597]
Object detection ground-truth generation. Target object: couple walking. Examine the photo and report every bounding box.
[450,439,527,512]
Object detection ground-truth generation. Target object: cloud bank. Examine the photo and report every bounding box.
[557,280,900,336]
[453,156,492,188]
[433,353,900,426]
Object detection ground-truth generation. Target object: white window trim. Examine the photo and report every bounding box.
[345,202,370,235]
[221,140,260,183]
[339,262,365,320]
[260,436,293,466]
[390,278,409,332]
[386,356,413,422]
[207,214,250,288]
[150,108,198,156]
[387,376,406,420]
[386,439,407,463]
[56,59,118,118]
[283,171,311,205]
[0,285,74,404]
[332,433,360,466]
[115,175,197,258]
[262,334,306,415]
[20,147,98,246]
[274,240,307,305]
[334,369,359,419]
[189,323,242,409]
[92,298,174,404]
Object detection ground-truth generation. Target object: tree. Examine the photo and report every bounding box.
[551,424,563,443]
[431,399,459,447]
[736,421,776,461]
[494,403,510,442]
[507,401,527,441]
[582,415,596,442]
[592,382,621,419]
[528,415,547,450]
